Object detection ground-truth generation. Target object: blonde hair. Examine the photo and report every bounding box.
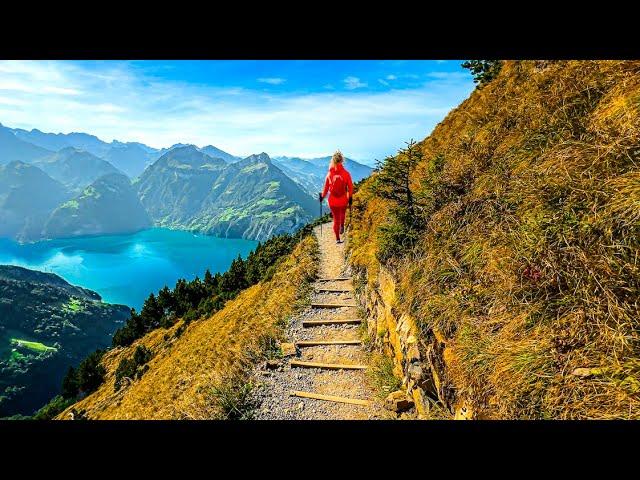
[330,150,344,167]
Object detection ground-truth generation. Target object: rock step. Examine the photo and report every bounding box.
[315,287,352,293]
[311,302,358,309]
[303,318,361,327]
[296,340,362,347]
[290,390,370,406]
[317,277,351,282]
[290,360,368,370]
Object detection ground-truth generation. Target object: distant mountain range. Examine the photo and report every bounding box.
[273,155,373,197]
[0,122,373,241]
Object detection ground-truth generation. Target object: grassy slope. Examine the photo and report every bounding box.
[57,235,318,419]
[349,61,640,419]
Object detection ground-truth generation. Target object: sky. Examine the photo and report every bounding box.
[0,60,475,165]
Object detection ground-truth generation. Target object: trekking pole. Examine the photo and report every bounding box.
[319,194,323,237]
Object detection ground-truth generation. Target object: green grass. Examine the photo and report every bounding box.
[10,338,57,353]
[9,350,27,362]
[62,297,83,313]
[368,353,402,399]
[61,199,79,210]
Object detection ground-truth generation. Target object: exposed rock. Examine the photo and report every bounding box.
[266,359,282,370]
[408,363,423,381]
[407,344,420,362]
[454,402,473,420]
[280,342,297,357]
[412,387,430,419]
[384,390,414,413]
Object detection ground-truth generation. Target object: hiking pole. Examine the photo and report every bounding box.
[319,193,323,237]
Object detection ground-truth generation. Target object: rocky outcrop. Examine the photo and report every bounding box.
[353,264,469,419]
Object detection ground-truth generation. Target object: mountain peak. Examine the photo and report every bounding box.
[245,152,271,163]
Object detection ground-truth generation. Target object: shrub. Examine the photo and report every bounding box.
[114,346,153,392]
[209,381,255,420]
[32,395,76,420]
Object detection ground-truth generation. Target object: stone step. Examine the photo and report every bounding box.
[296,339,362,347]
[290,360,368,370]
[302,318,361,327]
[290,390,370,406]
[311,302,357,309]
[315,287,353,293]
[317,277,351,282]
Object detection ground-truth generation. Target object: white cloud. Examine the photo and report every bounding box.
[378,79,389,86]
[0,60,474,161]
[258,77,286,85]
[343,76,367,90]
[386,74,397,80]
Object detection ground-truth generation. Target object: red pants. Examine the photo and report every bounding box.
[330,205,347,240]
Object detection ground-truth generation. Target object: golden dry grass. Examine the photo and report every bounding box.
[349,60,640,419]
[56,235,318,420]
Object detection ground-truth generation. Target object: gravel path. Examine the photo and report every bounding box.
[249,223,387,420]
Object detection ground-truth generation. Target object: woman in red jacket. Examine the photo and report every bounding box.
[320,150,353,243]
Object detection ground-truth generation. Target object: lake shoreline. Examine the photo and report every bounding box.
[0,228,258,310]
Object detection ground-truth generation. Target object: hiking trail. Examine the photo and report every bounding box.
[250,222,389,419]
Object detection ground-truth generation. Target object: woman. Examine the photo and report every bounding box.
[319,150,353,243]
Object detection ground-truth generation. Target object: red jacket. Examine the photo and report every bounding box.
[321,163,353,208]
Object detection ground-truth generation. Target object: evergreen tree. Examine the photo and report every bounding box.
[140,292,164,330]
[75,350,106,394]
[157,285,175,313]
[372,140,426,262]
[220,255,248,293]
[461,60,503,86]
[61,366,79,399]
[373,139,424,220]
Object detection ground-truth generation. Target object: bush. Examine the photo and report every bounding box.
[114,345,152,391]
[32,395,76,420]
[210,381,255,420]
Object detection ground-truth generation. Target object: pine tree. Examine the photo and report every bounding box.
[373,139,423,220]
[372,140,426,263]
[61,366,79,399]
[75,350,106,394]
[461,60,503,86]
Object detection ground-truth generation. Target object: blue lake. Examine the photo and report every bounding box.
[0,229,258,310]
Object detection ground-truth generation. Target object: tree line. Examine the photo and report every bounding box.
[31,223,316,419]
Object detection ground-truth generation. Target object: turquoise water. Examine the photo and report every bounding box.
[0,229,258,310]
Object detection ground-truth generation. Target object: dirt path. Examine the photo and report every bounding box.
[250,223,387,420]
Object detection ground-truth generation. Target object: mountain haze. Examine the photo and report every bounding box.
[33,147,123,193]
[0,161,70,241]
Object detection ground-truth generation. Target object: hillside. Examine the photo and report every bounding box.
[348,60,640,419]
[44,173,151,239]
[0,161,71,241]
[55,232,317,419]
[0,265,129,417]
[33,147,123,193]
[0,125,53,164]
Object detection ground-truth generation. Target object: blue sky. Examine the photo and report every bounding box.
[0,60,474,164]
